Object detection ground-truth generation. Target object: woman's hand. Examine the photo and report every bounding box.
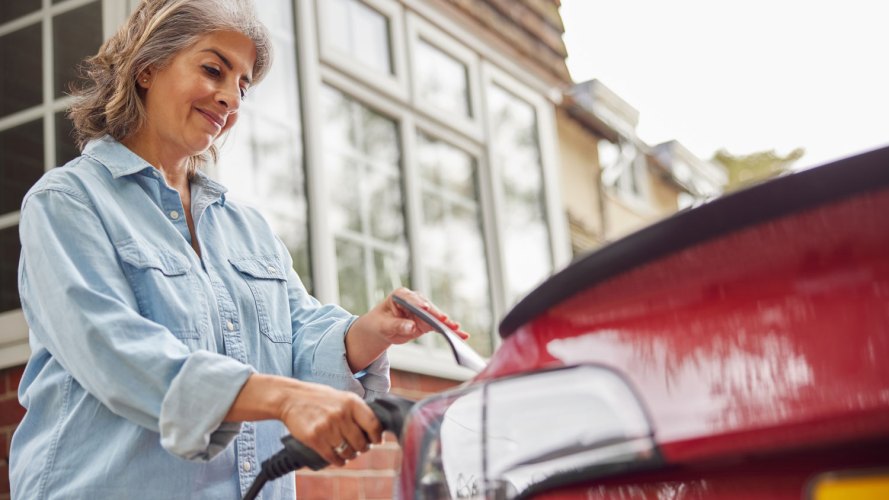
[345,287,470,372]
[226,374,382,466]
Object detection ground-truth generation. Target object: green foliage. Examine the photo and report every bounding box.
[712,148,805,191]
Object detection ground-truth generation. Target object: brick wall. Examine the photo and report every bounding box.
[0,365,458,499]
[0,365,25,500]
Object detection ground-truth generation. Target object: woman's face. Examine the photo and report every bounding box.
[138,30,256,160]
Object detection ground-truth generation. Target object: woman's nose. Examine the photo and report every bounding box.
[217,86,240,112]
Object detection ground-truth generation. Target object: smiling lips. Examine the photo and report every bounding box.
[197,108,225,130]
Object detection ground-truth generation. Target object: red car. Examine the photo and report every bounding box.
[396,146,889,499]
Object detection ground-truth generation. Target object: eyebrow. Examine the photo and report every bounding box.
[201,48,252,85]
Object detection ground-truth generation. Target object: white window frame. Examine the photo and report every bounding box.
[311,78,479,380]
[603,139,656,216]
[481,61,571,308]
[315,72,413,301]
[405,12,483,142]
[315,0,409,104]
[0,0,129,369]
[299,0,572,379]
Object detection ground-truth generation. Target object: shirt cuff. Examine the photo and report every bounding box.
[159,351,254,461]
[312,315,391,399]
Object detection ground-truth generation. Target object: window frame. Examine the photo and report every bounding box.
[407,118,499,358]
[481,61,571,308]
[315,0,409,103]
[405,12,483,142]
[0,0,128,369]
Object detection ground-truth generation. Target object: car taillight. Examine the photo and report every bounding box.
[398,365,662,499]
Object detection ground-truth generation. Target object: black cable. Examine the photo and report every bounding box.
[242,470,269,500]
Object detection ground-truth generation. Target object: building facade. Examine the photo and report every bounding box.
[557,79,727,251]
[0,0,576,497]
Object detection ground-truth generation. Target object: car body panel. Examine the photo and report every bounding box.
[398,146,889,498]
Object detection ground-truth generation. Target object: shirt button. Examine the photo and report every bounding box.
[266,265,276,274]
[169,210,180,220]
[242,461,252,472]
[226,320,234,332]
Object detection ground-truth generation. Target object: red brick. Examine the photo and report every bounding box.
[337,476,360,499]
[390,370,419,391]
[361,475,394,499]
[295,473,336,499]
[367,447,399,471]
[342,450,372,471]
[2,367,24,397]
[0,431,7,461]
[0,464,8,498]
[415,374,459,394]
[0,401,24,428]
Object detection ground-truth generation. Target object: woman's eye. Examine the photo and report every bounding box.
[202,65,221,77]
[239,88,248,100]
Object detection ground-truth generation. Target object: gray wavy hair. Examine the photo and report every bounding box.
[68,0,272,173]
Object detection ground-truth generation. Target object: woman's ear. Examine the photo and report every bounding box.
[136,69,152,89]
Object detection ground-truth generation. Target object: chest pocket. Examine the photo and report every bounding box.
[229,256,291,343]
[114,238,203,346]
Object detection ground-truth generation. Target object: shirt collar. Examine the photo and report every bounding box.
[82,136,155,179]
[82,136,227,206]
[192,169,228,207]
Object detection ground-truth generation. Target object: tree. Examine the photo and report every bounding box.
[712,148,805,191]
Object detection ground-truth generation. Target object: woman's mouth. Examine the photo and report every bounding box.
[197,108,224,130]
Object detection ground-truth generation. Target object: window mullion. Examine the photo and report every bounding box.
[42,0,54,171]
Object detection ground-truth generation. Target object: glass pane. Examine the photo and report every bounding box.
[351,0,391,74]
[489,85,551,304]
[321,86,358,151]
[0,24,42,116]
[367,172,404,244]
[0,0,41,25]
[336,239,368,314]
[53,1,103,98]
[323,0,392,75]
[55,111,79,166]
[253,0,293,34]
[417,134,492,354]
[0,225,22,312]
[323,0,350,55]
[373,249,407,305]
[0,119,44,213]
[418,132,474,198]
[250,2,299,125]
[323,85,406,309]
[416,39,470,117]
[328,158,361,234]
[360,105,399,164]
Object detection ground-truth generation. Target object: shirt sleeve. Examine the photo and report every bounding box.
[279,240,391,400]
[18,186,253,461]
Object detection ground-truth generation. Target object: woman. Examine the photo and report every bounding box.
[9,0,465,498]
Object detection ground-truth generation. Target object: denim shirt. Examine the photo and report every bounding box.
[10,136,390,499]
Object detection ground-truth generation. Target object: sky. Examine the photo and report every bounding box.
[559,0,889,169]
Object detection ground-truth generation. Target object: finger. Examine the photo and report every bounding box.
[352,400,384,444]
[340,425,369,456]
[332,438,359,461]
[312,437,346,467]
